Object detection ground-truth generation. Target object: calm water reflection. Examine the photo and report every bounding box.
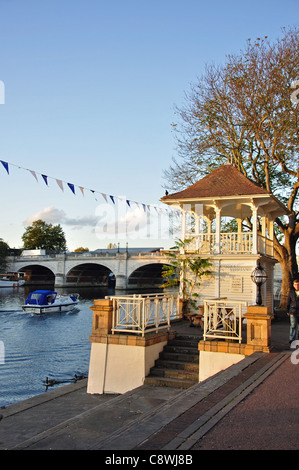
[0,285,114,407]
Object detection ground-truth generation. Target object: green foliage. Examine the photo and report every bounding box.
[161,238,212,313]
[22,219,67,251]
[74,247,89,252]
[0,238,9,271]
[164,27,299,303]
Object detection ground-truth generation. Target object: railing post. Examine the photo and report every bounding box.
[243,305,273,352]
[90,299,114,336]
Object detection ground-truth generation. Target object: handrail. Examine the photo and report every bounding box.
[105,292,180,336]
[203,299,248,343]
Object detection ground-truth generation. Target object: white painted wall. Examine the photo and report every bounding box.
[199,350,245,382]
[87,340,167,395]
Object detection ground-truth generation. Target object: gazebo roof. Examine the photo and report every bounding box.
[162,165,268,200]
[161,164,289,219]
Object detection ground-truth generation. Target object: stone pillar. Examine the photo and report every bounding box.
[54,273,66,286]
[90,299,113,335]
[244,305,273,353]
[115,274,127,289]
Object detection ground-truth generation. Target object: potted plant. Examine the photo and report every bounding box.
[161,238,212,316]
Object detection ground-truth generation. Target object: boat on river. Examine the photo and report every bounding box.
[22,290,80,314]
[0,272,26,287]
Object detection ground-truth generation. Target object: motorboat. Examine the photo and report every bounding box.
[22,290,80,314]
[0,272,26,287]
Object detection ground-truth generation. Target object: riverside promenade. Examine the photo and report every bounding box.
[0,318,297,451]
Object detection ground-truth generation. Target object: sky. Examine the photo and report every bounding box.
[0,0,298,252]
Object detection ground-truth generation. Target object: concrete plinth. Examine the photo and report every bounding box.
[199,350,245,382]
[87,332,171,394]
[87,299,174,394]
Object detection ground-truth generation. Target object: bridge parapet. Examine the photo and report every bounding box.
[7,250,173,289]
[9,250,171,262]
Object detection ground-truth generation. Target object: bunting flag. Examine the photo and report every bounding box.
[30,170,38,182]
[90,189,98,201]
[56,179,64,191]
[42,174,48,186]
[0,158,183,217]
[1,160,9,174]
[67,183,75,195]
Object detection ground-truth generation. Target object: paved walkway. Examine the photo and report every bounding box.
[0,318,297,451]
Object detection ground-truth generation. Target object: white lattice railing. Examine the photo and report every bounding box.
[203,299,248,343]
[106,293,180,336]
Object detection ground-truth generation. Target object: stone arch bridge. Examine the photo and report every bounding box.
[7,250,173,290]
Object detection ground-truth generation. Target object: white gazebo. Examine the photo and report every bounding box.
[161,164,289,310]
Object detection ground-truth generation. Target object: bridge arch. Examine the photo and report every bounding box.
[65,262,115,287]
[127,262,172,289]
[17,264,56,286]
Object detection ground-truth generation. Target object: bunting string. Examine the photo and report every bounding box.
[0,159,182,218]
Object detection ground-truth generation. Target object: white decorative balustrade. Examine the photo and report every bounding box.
[106,293,180,336]
[203,299,248,343]
[185,232,273,256]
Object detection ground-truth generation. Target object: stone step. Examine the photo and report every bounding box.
[144,375,197,389]
[164,344,198,354]
[161,351,199,363]
[145,334,200,389]
[155,359,199,372]
[149,367,198,381]
[174,334,201,342]
[169,338,199,348]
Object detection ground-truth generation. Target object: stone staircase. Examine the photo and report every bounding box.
[144,334,199,389]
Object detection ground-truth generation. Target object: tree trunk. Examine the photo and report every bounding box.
[274,225,298,310]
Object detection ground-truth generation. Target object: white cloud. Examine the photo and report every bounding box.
[23,206,99,228]
[23,203,179,242]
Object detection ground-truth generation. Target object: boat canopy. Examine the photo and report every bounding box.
[25,290,57,306]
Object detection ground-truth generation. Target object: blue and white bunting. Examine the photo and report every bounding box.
[67,183,75,195]
[41,174,48,186]
[1,160,9,174]
[0,158,182,217]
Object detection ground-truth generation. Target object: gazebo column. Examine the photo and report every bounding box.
[194,212,200,251]
[181,208,186,246]
[268,220,274,257]
[251,205,258,254]
[215,207,221,254]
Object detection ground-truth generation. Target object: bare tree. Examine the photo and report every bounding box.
[165,27,299,308]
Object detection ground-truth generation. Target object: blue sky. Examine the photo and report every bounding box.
[0,0,298,251]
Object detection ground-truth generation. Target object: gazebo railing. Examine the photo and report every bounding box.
[185,232,273,256]
[106,293,180,336]
[203,299,248,343]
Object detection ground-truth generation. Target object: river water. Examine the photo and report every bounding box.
[0,285,131,408]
